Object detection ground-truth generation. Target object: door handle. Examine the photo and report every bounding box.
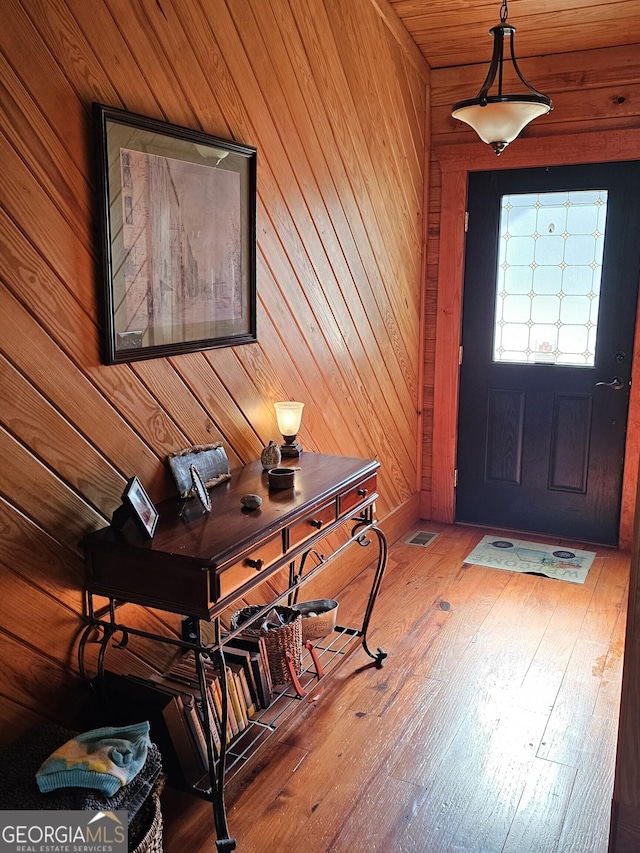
[595,376,625,390]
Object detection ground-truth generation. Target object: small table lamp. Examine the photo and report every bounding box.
[274,401,304,457]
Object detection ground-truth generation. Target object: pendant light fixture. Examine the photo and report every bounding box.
[451,0,552,154]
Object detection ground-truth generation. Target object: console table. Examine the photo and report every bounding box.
[79,453,388,852]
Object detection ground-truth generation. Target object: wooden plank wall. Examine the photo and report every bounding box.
[0,0,429,747]
[423,44,640,523]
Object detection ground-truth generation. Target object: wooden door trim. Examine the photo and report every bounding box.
[431,128,640,547]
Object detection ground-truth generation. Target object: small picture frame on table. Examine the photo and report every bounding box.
[112,476,159,541]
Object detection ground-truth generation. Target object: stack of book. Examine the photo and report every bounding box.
[98,634,274,790]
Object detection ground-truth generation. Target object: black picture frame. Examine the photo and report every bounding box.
[94,103,257,364]
[120,476,159,540]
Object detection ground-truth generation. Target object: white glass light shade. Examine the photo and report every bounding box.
[274,401,304,437]
[452,99,551,153]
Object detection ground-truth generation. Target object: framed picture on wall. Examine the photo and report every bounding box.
[94,103,257,364]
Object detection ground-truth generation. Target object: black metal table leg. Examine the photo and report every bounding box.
[356,523,388,666]
[193,620,237,852]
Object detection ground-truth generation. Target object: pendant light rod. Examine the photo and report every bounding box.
[468,23,551,106]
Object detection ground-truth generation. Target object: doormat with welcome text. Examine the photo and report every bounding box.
[463,535,596,584]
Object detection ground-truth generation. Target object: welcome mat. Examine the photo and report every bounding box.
[463,535,596,584]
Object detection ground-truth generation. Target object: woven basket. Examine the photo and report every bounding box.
[231,605,302,685]
[131,792,163,853]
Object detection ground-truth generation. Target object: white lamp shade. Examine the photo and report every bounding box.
[452,100,551,148]
[274,401,304,436]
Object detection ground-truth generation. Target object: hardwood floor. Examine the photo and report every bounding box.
[161,522,629,852]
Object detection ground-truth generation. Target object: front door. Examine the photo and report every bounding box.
[456,162,640,545]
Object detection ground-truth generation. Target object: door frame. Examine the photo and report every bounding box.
[431,128,640,548]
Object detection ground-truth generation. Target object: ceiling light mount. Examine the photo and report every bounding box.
[451,0,552,154]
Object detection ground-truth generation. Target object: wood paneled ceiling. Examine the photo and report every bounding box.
[388,0,640,69]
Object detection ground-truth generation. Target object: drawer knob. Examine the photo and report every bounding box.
[357,488,368,497]
[309,519,323,529]
[245,557,264,570]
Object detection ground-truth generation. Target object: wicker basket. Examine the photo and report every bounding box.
[131,792,163,853]
[231,605,302,685]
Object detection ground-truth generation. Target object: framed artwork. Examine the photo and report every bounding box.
[94,103,257,364]
[120,476,159,540]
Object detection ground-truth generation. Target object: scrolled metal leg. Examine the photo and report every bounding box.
[77,622,98,685]
[78,622,129,684]
[288,549,325,607]
[364,644,388,667]
[357,524,388,666]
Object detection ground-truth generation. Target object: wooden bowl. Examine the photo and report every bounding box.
[268,467,295,489]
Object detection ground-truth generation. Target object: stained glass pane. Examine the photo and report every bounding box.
[493,189,608,366]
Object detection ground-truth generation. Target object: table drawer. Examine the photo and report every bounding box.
[215,534,284,600]
[338,475,377,516]
[87,549,210,618]
[288,501,336,551]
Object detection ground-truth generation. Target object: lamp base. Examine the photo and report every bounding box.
[280,442,303,458]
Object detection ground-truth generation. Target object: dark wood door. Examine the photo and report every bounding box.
[456,162,640,545]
